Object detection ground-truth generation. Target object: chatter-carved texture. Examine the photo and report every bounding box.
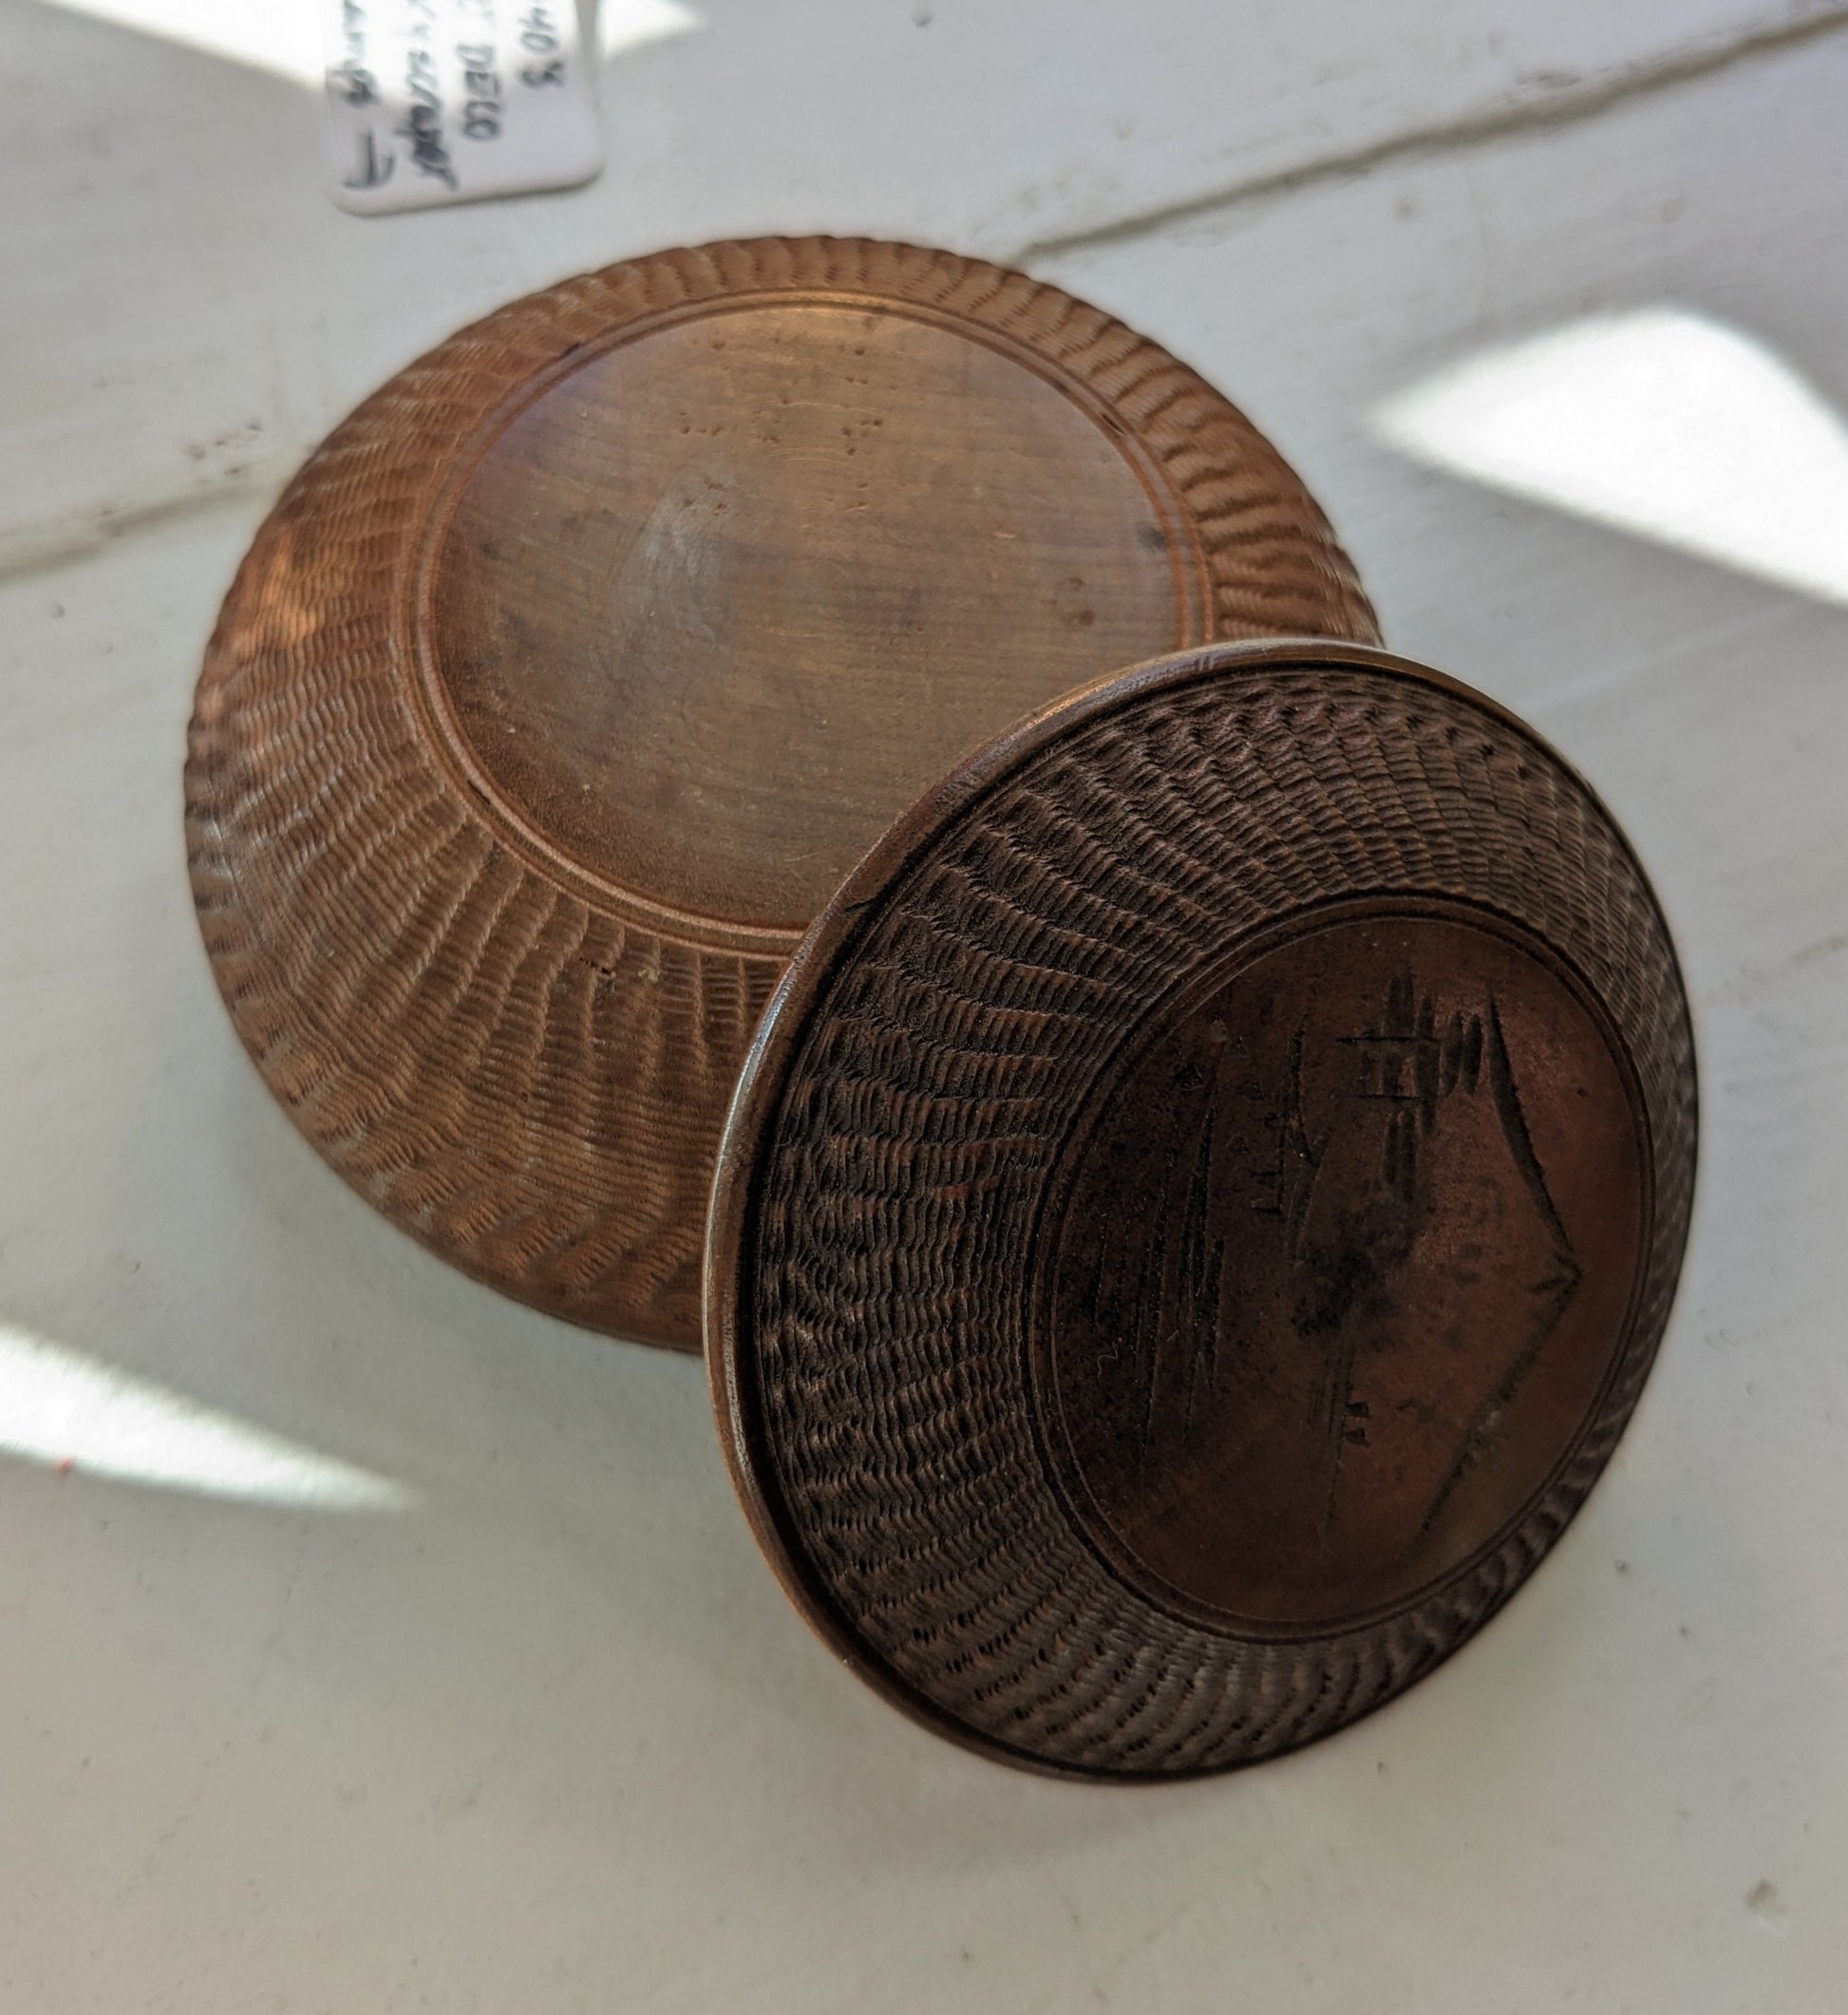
[739,661,1695,1776]
[185,237,1376,1350]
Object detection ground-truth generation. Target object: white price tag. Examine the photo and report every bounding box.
[323,0,603,215]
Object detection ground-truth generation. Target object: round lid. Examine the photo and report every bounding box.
[185,238,1378,1350]
[707,638,1697,1778]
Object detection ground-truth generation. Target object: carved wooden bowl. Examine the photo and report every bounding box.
[185,238,1377,1350]
[707,637,1697,1779]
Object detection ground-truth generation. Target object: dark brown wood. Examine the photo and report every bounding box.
[707,637,1697,1780]
[186,237,1378,1351]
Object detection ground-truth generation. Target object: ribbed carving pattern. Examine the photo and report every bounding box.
[186,238,1378,1349]
[732,658,1696,1775]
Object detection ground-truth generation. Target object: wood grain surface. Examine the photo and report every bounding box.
[707,638,1697,1779]
[186,237,1377,1350]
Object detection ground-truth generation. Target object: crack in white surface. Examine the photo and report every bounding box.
[1018,5,1848,261]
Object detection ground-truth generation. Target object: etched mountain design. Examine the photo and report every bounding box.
[1042,912,1645,1629]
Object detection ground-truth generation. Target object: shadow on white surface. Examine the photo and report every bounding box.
[1374,307,1848,607]
[0,1318,413,1510]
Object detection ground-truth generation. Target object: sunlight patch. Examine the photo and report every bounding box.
[1375,308,1848,607]
[0,1322,412,1512]
[45,0,323,83]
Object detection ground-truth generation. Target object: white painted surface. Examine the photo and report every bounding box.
[4,0,1843,567]
[3,4,1848,2008]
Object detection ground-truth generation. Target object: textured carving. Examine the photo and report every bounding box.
[708,640,1697,1779]
[186,237,1378,1350]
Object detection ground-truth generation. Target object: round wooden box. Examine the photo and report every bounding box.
[707,637,1697,1780]
[186,238,1377,1350]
